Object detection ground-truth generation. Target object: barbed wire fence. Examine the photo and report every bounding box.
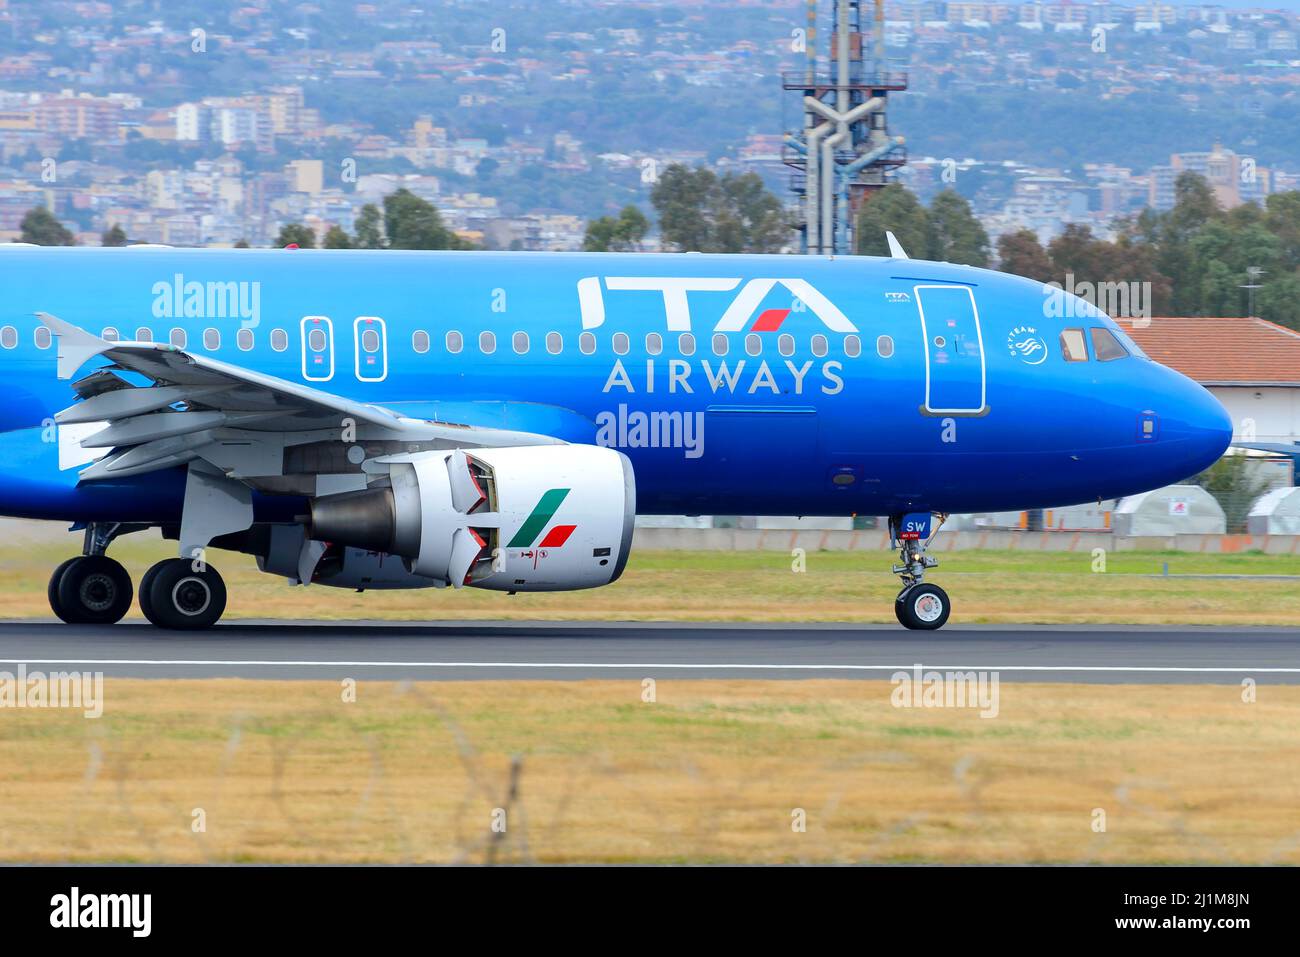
[32,687,1300,866]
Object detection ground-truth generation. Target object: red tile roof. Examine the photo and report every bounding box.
[1120,316,1300,385]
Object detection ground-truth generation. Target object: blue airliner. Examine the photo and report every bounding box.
[0,242,1230,630]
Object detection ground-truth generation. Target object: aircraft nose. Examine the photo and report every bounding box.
[1164,372,1233,475]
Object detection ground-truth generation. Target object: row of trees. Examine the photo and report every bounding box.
[855,173,1300,328]
[19,165,1300,329]
[997,174,1300,326]
[275,188,473,250]
[855,185,992,265]
[15,188,471,251]
[585,164,787,254]
[16,207,128,247]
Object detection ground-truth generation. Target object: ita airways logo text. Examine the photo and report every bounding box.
[508,488,575,567]
[577,276,856,333]
[1006,325,1047,365]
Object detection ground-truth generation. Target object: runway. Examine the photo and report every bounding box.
[0,619,1298,683]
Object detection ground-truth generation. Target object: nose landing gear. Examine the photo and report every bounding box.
[890,512,951,630]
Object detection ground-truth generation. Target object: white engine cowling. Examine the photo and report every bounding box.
[308,444,635,592]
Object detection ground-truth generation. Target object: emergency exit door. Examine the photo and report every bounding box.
[353,316,388,382]
[300,315,335,382]
[915,284,986,415]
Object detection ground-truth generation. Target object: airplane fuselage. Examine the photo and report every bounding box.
[0,247,1231,524]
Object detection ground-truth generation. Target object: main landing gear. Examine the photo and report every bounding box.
[48,523,227,629]
[889,512,951,631]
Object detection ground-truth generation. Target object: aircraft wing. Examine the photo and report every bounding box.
[41,313,564,486]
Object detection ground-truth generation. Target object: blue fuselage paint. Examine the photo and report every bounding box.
[0,247,1232,523]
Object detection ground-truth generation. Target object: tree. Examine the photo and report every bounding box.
[323,225,352,249]
[101,224,128,247]
[927,190,990,266]
[382,188,468,250]
[353,204,385,249]
[651,165,715,252]
[996,229,1054,282]
[584,204,649,252]
[855,184,928,259]
[275,223,316,248]
[20,207,76,246]
[234,239,250,248]
[651,164,787,253]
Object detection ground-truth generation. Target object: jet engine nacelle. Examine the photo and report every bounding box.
[308,445,635,592]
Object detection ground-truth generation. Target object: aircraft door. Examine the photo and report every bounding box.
[914,284,986,415]
[353,316,388,382]
[301,315,335,382]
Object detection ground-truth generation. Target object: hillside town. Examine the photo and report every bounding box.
[0,0,1296,248]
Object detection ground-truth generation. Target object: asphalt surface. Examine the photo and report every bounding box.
[0,619,1297,683]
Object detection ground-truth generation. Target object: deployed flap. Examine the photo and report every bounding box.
[56,384,229,425]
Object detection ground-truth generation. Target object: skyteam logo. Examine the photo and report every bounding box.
[577,276,857,333]
[1006,325,1047,365]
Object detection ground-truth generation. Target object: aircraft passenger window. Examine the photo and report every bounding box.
[203,328,220,350]
[1090,326,1128,362]
[361,328,380,353]
[579,332,596,355]
[411,330,429,354]
[170,328,187,349]
[101,327,119,342]
[135,327,152,343]
[711,334,728,356]
[877,335,894,358]
[34,326,51,349]
[237,328,254,351]
[446,331,463,354]
[0,326,15,349]
[844,335,861,358]
[307,328,325,353]
[546,332,562,354]
[646,333,662,355]
[811,334,828,358]
[678,333,695,356]
[479,331,496,355]
[745,334,761,356]
[1059,328,1088,362]
[612,332,629,355]
[778,334,794,357]
[513,331,529,354]
[271,328,289,352]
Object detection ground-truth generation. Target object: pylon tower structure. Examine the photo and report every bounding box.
[783,0,907,255]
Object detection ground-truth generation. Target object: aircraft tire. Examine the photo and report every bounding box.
[55,555,133,626]
[895,583,950,631]
[142,559,226,630]
[137,560,164,623]
[48,557,84,624]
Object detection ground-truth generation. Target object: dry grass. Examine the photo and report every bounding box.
[2,678,1298,864]
[3,534,1300,624]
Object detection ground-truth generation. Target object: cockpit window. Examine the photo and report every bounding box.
[1090,327,1128,362]
[1059,328,1088,362]
[1112,324,1148,359]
